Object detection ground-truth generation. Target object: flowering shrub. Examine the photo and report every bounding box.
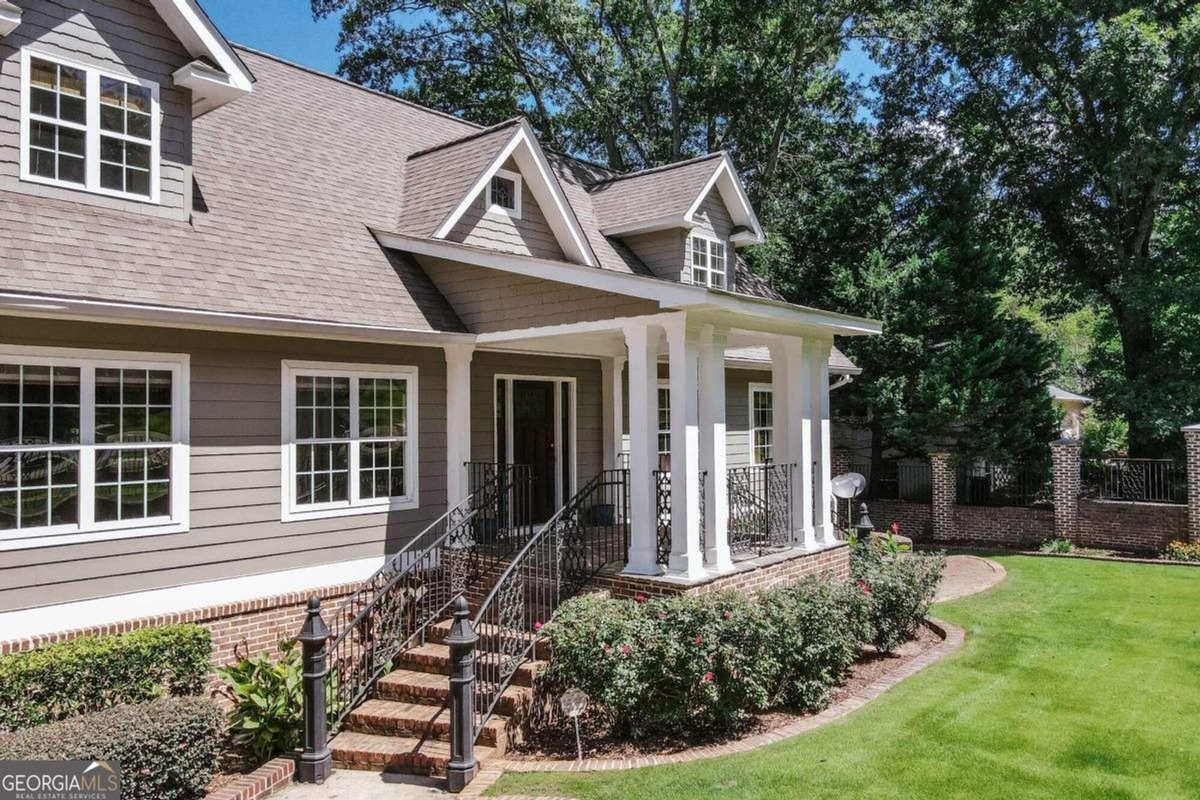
[541,577,867,738]
[851,540,946,653]
[1163,541,1200,562]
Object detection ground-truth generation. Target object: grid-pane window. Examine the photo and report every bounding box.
[23,52,158,200]
[487,169,522,217]
[287,366,418,517]
[0,353,185,544]
[689,236,727,288]
[657,386,671,455]
[751,387,773,465]
[708,240,727,289]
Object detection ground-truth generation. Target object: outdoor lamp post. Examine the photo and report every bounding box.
[855,502,874,542]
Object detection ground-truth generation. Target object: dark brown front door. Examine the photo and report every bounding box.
[511,380,557,520]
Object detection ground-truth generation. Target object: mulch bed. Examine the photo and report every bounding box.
[506,624,943,761]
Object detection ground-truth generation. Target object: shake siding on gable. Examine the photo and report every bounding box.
[417,256,660,333]
[689,189,736,290]
[623,229,686,282]
[0,319,450,613]
[0,0,194,218]
[447,158,566,261]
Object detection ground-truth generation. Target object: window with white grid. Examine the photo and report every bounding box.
[689,235,727,289]
[750,386,774,465]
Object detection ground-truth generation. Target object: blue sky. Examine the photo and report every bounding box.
[200,0,881,84]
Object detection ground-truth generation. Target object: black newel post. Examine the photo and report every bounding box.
[445,595,478,793]
[297,596,332,784]
[856,502,874,542]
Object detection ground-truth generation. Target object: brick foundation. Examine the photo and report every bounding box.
[588,543,850,599]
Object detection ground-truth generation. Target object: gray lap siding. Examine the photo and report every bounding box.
[0,318,449,612]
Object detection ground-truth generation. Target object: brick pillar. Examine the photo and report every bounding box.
[1050,439,1082,541]
[929,452,955,541]
[1184,425,1200,543]
[831,449,851,479]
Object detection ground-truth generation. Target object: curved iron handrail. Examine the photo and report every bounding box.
[321,464,530,735]
[469,468,629,738]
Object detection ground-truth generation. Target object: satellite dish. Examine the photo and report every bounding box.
[831,472,867,500]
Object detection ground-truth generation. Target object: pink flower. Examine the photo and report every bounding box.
[656,611,668,621]
[890,522,900,534]
[703,671,715,682]
[602,643,612,654]
[723,610,733,619]
[634,594,648,603]
[692,636,703,645]
[856,580,872,594]
[620,643,632,655]
[533,620,543,632]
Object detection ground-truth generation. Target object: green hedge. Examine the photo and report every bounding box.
[850,544,947,653]
[0,696,223,800]
[0,624,211,732]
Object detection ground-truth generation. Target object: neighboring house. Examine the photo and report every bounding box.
[1050,385,1092,440]
[0,2,878,645]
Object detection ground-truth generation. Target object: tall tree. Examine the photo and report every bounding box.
[869,1,1200,454]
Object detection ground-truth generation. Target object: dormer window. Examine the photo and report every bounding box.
[689,235,727,289]
[487,168,522,218]
[21,50,159,203]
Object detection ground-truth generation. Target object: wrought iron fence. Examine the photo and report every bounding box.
[957,462,1051,507]
[727,463,794,556]
[1083,457,1186,504]
[471,468,630,739]
[849,458,932,503]
[320,463,531,736]
[652,469,708,565]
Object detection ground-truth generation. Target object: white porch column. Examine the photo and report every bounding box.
[444,343,475,507]
[699,325,732,572]
[666,317,705,580]
[807,339,835,544]
[770,338,817,549]
[623,323,661,575]
[601,355,626,471]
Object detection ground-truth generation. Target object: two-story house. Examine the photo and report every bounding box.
[0,0,877,703]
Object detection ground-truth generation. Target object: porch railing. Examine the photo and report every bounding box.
[727,463,794,556]
[653,469,707,566]
[319,463,531,735]
[1083,457,1187,504]
[471,468,630,739]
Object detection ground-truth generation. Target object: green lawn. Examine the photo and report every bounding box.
[490,556,1200,799]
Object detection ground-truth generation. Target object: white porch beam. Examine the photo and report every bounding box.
[807,339,836,544]
[770,338,817,549]
[623,323,661,575]
[666,318,706,580]
[699,325,733,572]
[444,343,474,507]
[601,355,626,471]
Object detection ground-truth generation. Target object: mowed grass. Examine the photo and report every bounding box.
[489,557,1200,799]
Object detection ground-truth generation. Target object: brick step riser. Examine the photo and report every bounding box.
[375,683,530,718]
[343,714,509,750]
[394,653,542,687]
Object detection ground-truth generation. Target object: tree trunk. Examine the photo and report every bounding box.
[1113,302,1159,457]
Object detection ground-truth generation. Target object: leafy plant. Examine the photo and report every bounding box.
[1162,541,1200,563]
[851,542,947,654]
[1040,538,1076,555]
[0,625,211,733]
[217,640,306,765]
[0,696,222,800]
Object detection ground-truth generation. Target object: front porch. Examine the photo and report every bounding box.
[452,307,863,584]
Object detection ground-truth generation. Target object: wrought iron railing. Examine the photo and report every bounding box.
[727,463,794,556]
[470,468,630,740]
[850,458,933,503]
[1083,457,1186,504]
[957,461,1051,507]
[320,463,531,735]
[652,469,707,565]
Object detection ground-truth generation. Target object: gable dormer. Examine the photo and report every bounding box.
[0,0,250,216]
[399,118,597,266]
[587,152,763,291]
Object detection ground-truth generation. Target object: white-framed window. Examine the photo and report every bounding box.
[19,49,160,203]
[0,346,189,550]
[281,361,419,521]
[487,168,522,218]
[657,383,671,456]
[749,384,773,465]
[689,234,727,289]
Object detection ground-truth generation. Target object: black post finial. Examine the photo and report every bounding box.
[445,596,479,792]
[296,597,332,784]
[856,502,874,541]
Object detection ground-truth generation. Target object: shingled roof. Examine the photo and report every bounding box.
[586,153,726,233]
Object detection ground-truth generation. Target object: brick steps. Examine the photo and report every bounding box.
[330,730,495,775]
[396,641,545,687]
[345,698,511,749]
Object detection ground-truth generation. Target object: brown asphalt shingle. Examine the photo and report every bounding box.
[585,153,724,233]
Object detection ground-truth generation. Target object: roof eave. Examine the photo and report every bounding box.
[149,0,254,114]
[0,1,21,38]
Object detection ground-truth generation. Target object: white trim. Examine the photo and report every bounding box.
[0,1,21,38]
[687,232,728,289]
[486,167,523,219]
[0,344,190,550]
[748,382,773,465]
[280,360,420,522]
[431,122,597,267]
[683,154,765,246]
[599,213,693,237]
[171,60,244,117]
[20,49,162,204]
[0,555,386,641]
[444,344,474,506]
[148,0,253,114]
[493,374,577,510]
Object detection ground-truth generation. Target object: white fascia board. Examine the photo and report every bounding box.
[172,59,244,117]
[150,0,253,111]
[600,213,693,237]
[695,290,883,336]
[0,293,473,347]
[684,153,765,245]
[0,2,21,37]
[432,122,598,267]
[375,229,705,307]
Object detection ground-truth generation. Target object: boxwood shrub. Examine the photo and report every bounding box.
[0,624,211,732]
[0,696,223,800]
